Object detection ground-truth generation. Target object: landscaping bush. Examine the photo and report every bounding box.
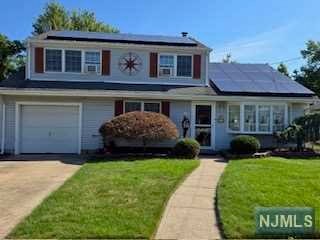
[230,135,260,154]
[99,111,179,151]
[173,138,200,159]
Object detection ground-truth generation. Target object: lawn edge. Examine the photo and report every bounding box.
[151,159,201,239]
[215,163,228,239]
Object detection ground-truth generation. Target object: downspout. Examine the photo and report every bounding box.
[1,103,5,154]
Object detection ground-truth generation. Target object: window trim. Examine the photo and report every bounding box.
[84,50,102,74]
[227,102,288,134]
[43,48,102,75]
[123,100,161,113]
[44,48,63,73]
[228,104,241,132]
[65,49,83,73]
[157,53,193,79]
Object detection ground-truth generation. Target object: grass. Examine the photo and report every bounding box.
[9,158,199,239]
[217,157,320,239]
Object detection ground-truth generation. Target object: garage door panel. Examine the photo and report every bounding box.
[20,105,80,154]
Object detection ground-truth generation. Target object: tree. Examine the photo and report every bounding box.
[294,40,320,96]
[222,53,236,63]
[0,34,25,80]
[276,113,320,151]
[99,111,179,151]
[33,1,119,35]
[277,62,289,76]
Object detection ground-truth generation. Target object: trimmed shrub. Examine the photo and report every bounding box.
[173,138,200,159]
[230,135,260,154]
[99,111,179,150]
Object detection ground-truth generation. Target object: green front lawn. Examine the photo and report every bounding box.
[9,158,199,239]
[217,157,320,239]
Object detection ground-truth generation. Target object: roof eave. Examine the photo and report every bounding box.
[0,88,315,103]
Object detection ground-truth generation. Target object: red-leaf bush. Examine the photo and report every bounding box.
[99,111,179,149]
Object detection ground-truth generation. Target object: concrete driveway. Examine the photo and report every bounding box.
[0,156,83,239]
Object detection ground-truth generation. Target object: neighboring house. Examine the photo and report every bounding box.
[0,30,316,154]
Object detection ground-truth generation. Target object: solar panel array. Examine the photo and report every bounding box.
[209,63,314,96]
[46,31,197,46]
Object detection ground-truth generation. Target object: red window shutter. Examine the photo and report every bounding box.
[193,54,201,79]
[35,47,44,73]
[102,50,111,75]
[114,100,124,116]
[149,52,158,78]
[161,101,170,117]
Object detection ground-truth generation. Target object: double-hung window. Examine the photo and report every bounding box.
[85,51,101,74]
[65,50,82,73]
[228,105,240,131]
[258,105,271,132]
[45,49,62,72]
[244,105,256,132]
[273,105,285,131]
[177,55,192,77]
[159,55,175,77]
[158,54,192,77]
[125,101,160,113]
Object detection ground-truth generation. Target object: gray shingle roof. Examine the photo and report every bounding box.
[209,63,314,97]
[42,30,202,47]
[0,69,216,96]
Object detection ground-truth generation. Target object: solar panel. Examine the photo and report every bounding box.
[46,31,198,46]
[209,63,314,96]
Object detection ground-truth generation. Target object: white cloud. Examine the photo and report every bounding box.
[211,23,295,63]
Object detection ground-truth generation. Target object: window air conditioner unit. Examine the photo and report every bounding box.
[85,64,99,74]
[159,67,173,77]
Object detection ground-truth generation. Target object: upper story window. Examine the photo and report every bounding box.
[44,48,101,74]
[65,50,82,73]
[159,55,175,77]
[228,103,287,134]
[158,54,192,78]
[45,49,62,72]
[177,55,192,77]
[85,51,101,74]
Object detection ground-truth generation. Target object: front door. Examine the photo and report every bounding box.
[191,103,215,150]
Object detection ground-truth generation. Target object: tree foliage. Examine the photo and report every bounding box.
[99,111,179,148]
[277,62,289,77]
[0,34,25,80]
[33,1,119,35]
[294,40,320,96]
[277,113,320,151]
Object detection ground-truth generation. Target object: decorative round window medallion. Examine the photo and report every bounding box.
[118,52,142,76]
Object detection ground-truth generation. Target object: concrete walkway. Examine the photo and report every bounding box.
[0,158,83,239]
[155,156,227,240]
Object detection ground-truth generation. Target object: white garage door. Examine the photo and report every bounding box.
[20,105,80,154]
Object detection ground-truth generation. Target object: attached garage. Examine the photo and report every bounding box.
[15,103,81,154]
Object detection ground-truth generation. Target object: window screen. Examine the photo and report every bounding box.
[45,49,62,72]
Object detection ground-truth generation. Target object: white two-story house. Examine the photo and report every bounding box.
[0,30,315,154]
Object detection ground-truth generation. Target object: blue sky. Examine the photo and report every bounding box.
[1,0,319,72]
